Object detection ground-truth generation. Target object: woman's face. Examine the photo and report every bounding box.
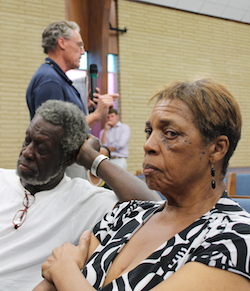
[143,99,210,196]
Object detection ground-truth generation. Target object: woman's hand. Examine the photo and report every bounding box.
[41,231,91,284]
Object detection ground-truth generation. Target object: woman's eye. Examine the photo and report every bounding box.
[165,130,178,138]
[145,128,152,139]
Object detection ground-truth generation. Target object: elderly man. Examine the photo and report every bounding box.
[0,100,159,291]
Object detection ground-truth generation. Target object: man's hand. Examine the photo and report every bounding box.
[92,88,119,119]
[76,135,100,169]
[41,231,91,284]
[87,88,97,110]
[104,121,112,131]
[94,93,119,120]
[86,88,119,128]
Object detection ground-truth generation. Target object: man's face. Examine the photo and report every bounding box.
[16,114,65,187]
[107,113,119,127]
[64,29,85,70]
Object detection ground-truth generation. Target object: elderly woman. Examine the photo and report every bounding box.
[34,78,250,290]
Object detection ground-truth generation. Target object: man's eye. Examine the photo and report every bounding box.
[37,147,49,155]
[23,138,31,146]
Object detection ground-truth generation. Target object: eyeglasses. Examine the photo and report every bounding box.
[12,191,35,229]
[70,40,85,51]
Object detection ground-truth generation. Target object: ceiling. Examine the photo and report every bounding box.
[136,0,250,24]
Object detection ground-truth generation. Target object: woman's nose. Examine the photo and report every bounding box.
[143,132,159,155]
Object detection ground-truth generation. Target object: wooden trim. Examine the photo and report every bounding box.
[226,172,236,197]
[230,196,250,199]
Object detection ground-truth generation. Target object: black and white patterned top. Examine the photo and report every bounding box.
[83,192,250,290]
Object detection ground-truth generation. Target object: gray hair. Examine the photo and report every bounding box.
[42,20,80,54]
[36,100,89,159]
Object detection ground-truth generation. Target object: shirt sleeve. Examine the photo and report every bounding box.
[188,221,250,280]
[114,124,130,151]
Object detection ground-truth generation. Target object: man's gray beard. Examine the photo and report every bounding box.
[16,163,65,186]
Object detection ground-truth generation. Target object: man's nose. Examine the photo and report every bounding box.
[80,47,85,55]
[22,143,35,160]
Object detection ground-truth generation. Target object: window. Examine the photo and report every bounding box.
[107,54,118,109]
[66,52,118,109]
[66,52,88,80]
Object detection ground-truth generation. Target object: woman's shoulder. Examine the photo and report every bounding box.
[214,194,250,221]
[93,200,164,240]
[113,200,164,218]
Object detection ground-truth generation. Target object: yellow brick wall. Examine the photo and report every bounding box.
[1,0,250,175]
[0,0,65,168]
[117,0,250,174]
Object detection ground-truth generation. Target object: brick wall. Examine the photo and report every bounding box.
[0,0,65,168]
[117,0,250,174]
[0,0,250,175]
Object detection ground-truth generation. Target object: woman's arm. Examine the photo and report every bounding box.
[33,231,100,291]
[151,261,250,291]
[34,235,250,291]
[32,280,57,291]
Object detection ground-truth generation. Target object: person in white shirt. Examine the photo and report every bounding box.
[99,109,130,169]
[0,100,160,291]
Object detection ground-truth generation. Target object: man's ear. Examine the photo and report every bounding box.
[209,135,229,163]
[57,37,66,50]
[65,150,78,167]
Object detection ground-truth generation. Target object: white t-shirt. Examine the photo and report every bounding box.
[0,169,118,291]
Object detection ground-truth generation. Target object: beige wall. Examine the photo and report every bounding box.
[117,0,250,174]
[0,0,250,175]
[0,0,65,168]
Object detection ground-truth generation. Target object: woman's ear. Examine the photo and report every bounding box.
[209,135,229,163]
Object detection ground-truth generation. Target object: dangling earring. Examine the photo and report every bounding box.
[211,161,216,189]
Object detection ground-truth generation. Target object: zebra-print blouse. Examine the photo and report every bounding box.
[82,192,250,290]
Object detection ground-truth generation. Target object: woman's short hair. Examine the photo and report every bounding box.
[36,100,89,159]
[151,78,242,176]
[42,20,80,54]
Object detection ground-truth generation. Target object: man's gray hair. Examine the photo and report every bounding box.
[42,20,80,54]
[36,100,89,159]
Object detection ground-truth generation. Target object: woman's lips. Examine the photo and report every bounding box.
[143,164,158,175]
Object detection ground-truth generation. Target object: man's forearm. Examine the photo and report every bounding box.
[97,159,161,201]
[86,112,102,128]
[100,130,107,144]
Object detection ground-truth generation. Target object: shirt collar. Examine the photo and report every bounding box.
[114,121,121,128]
[45,58,73,85]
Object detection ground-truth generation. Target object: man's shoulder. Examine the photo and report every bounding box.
[0,169,18,190]
[31,63,61,82]
[117,121,130,128]
[63,177,117,200]
[0,168,16,176]
[117,122,130,132]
